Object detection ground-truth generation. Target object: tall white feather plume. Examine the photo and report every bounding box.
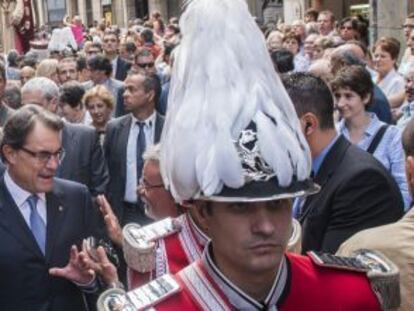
[160,0,312,202]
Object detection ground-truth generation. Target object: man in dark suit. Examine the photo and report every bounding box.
[0,105,101,310]
[282,73,403,253]
[83,55,124,115]
[102,30,131,81]
[104,71,164,226]
[21,77,109,196]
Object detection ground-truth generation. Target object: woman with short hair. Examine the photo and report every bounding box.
[331,65,411,210]
[83,85,114,145]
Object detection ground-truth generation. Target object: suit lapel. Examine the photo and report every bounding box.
[57,124,76,178]
[299,135,350,222]
[0,177,44,256]
[119,115,132,185]
[45,187,67,262]
[154,113,165,143]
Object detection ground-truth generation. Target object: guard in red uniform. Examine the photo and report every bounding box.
[103,250,393,311]
[96,0,400,309]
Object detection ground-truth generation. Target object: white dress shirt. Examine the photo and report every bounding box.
[4,170,47,227]
[375,68,405,98]
[124,112,157,203]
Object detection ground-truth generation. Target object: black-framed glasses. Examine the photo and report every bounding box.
[20,147,66,164]
[139,177,164,190]
[136,62,155,69]
[403,24,414,29]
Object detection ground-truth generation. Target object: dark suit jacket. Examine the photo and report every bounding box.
[300,135,404,254]
[58,123,109,196]
[114,57,131,82]
[368,85,393,124]
[103,113,164,220]
[0,177,101,311]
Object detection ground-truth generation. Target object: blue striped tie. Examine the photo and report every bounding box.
[136,121,146,182]
[27,195,46,254]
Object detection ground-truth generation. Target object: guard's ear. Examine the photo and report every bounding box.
[192,201,211,233]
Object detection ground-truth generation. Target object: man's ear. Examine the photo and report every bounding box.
[300,112,318,136]
[49,97,59,114]
[146,90,155,104]
[406,155,414,195]
[2,145,16,165]
[191,201,211,232]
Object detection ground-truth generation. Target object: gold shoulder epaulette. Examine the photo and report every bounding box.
[97,274,180,311]
[123,218,181,273]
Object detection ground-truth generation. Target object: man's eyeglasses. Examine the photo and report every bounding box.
[403,24,414,29]
[20,147,66,164]
[136,62,155,69]
[139,178,164,190]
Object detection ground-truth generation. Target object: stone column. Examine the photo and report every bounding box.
[148,0,168,20]
[375,0,408,47]
[111,0,127,27]
[77,0,87,24]
[91,0,102,24]
[0,1,19,53]
[36,0,45,25]
[284,0,306,23]
[66,0,73,17]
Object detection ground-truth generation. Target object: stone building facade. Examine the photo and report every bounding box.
[1,0,414,52]
[37,0,263,27]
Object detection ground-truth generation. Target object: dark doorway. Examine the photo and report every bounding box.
[135,0,149,19]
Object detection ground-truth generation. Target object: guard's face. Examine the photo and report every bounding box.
[4,121,61,193]
[197,199,292,277]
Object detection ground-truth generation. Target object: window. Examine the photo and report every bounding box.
[46,0,66,23]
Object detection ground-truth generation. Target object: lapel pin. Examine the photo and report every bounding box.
[58,206,64,212]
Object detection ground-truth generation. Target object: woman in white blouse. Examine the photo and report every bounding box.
[373,37,406,109]
[332,65,411,211]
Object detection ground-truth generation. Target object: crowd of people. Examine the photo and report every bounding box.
[0,1,414,310]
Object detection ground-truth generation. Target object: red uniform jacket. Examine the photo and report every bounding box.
[152,253,381,311]
[127,213,208,289]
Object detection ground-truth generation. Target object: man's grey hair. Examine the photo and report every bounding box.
[143,143,161,162]
[21,77,59,101]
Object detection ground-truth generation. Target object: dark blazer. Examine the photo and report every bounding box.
[0,177,101,311]
[103,113,164,220]
[58,123,109,196]
[368,85,393,124]
[114,57,131,82]
[300,135,404,254]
